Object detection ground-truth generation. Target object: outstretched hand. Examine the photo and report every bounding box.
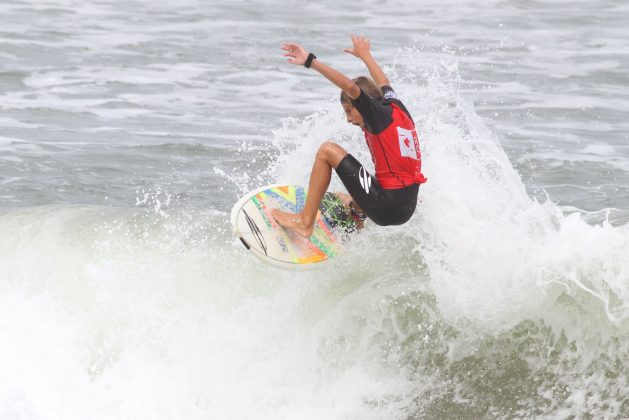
[344,34,371,59]
[281,43,308,66]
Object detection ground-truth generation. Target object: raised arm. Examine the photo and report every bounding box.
[282,43,361,100]
[344,35,390,88]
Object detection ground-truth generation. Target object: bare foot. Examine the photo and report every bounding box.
[271,209,314,238]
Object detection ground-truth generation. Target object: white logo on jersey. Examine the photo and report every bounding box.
[359,167,371,194]
[383,89,398,100]
[397,126,419,160]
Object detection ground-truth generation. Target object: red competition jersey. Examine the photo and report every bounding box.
[362,102,427,189]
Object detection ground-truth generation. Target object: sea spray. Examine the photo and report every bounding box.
[262,49,629,417]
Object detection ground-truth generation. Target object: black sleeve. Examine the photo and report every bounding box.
[350,89,393,134]
[381,85,414,123]
[381,85,399,103]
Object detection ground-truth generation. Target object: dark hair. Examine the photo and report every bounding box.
[340,76,382,106]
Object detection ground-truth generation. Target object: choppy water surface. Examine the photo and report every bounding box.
[1,0,628,418]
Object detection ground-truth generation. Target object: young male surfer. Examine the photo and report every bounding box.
[272,35,427,237]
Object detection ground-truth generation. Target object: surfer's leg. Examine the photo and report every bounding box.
[272,142,348,237]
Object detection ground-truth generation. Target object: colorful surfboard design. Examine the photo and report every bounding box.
[230,184,357,270]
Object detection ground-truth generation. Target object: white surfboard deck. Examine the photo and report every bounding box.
[230,184,358,270]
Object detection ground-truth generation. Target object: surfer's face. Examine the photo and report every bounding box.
[343,104,364,129]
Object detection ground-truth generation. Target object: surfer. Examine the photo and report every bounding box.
[272,35,427,238]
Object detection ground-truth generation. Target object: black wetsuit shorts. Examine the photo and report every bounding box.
[335,154,419,226]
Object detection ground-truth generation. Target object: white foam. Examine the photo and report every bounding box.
[406,66,629,329]
[0,206,413,419]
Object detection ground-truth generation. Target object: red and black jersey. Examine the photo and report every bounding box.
[351,86,427,189]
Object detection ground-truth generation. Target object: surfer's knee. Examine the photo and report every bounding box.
[316,141,338,158]
[317,141,348,168]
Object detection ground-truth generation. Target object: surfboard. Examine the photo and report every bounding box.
[230,184,360,270]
